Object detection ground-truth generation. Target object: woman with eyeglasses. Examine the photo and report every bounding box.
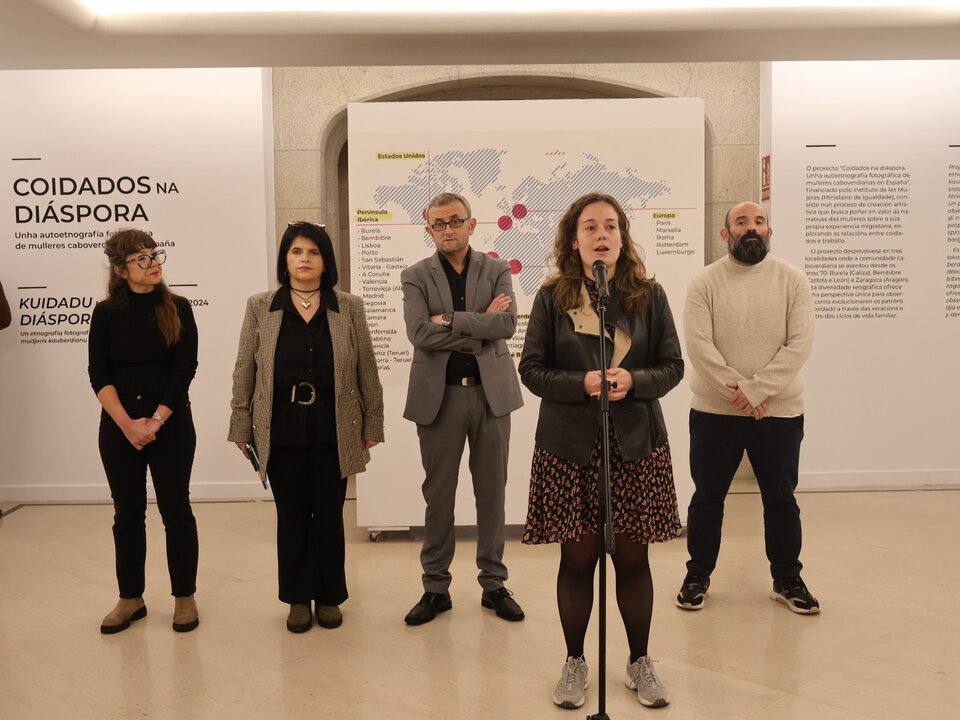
[88,229,200,634]
[228,221,384,633]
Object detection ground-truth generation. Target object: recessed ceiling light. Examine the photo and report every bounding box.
[77,1,960,15]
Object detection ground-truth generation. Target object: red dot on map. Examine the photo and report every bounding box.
[509,259,522,275]
[512,204,528,219]
[488,251,500,258]
[498,215,513,231]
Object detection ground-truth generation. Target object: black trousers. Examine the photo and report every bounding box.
[98,397,198,598]
[267,442,347,606]
[685,409,805,580]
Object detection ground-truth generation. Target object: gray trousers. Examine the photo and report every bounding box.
[416,385,511,593]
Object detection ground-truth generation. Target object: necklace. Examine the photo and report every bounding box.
[290,287,320,309]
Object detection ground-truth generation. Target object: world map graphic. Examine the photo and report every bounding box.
[372,148,673,294]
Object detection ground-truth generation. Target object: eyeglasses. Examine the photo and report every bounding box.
[429,217,469,231]
[124,250,166,269]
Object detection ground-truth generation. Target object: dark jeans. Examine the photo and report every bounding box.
[99,398,198,598]
[267,442,347,606]
[685,409,805,580]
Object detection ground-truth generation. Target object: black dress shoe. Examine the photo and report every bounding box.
[404,591,452,625]
[481,587,525,621]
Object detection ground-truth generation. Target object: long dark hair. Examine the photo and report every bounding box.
[543,192,653,314]
[277,222,339,290]
[103,229,182,346]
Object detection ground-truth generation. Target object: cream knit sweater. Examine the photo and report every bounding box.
[684,254,814,417]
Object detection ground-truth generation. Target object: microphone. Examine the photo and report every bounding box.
[592,259,611,300]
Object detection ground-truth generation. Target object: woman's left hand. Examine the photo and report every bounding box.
[363,439,380,450]
[605,368,633,401]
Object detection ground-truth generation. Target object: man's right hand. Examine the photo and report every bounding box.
[727,381,768,420]
[235,442,250,458]
[485,294,512,313]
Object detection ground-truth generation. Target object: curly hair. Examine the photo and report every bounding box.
[543,192,653,314]
[103,229,182,346]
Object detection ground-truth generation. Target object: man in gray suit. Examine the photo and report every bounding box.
[401,192,525,625]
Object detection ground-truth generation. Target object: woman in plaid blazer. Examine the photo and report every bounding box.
[229,221,384,633]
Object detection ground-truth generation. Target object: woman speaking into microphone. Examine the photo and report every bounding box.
[229,221,383,633]
[519,193,683,710]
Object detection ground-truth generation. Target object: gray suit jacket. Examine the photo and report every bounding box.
[228,288,384,485]
[401,248,523,425]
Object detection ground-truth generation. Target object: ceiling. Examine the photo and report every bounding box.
[1,0,959,69]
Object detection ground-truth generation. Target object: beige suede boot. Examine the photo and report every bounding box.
[100,597,147,634]
[172,595,199,632]
[315,604,343,629]
[286,603,313,633]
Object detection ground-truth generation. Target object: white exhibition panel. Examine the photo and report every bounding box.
[348,98,704,528]
[0,68,274,501]
[767,60,960,488]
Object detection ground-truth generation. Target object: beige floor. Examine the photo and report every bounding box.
[0,487,958,720]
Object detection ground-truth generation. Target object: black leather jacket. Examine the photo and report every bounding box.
[518,281,683,466]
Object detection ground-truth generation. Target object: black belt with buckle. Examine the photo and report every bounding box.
[288,381,317,405]
[447,377,480,387]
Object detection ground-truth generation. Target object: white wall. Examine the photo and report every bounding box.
[766,60,960,488]
[0,68,275,500]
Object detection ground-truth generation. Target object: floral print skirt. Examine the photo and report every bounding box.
[522,421,682,545]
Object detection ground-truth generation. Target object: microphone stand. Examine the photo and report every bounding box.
[589,279,615,720]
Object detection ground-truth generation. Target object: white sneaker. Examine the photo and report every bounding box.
[553,656,589,709]
[625,655,670,707]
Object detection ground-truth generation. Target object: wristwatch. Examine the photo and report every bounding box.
[441,312,454,327]
[151,411,165,425]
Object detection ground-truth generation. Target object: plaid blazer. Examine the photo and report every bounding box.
[228,288,384,485]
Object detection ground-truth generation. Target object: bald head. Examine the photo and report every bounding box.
[724,201,767,231]
[721,201,772,265]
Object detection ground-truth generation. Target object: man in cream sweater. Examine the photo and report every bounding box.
[677,201,819,614]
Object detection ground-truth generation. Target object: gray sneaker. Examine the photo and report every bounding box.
[553,656,589,709]
[625,655,670,708]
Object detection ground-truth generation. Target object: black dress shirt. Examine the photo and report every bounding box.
[439,252,481,384]
[270,287,338,447]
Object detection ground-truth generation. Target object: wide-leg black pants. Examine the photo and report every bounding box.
[267,442,347,606]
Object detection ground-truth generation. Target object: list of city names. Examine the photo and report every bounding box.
[652,211,694,258]
[354,226,409,373]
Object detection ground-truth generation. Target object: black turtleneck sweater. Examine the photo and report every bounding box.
[87,289,198,410]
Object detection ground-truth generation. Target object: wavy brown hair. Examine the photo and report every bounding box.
[103,229,182,346]
[543,192,653,314]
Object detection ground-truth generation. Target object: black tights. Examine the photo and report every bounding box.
[557,533,653,663]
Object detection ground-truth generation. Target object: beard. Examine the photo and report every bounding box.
[730,230,769,265]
